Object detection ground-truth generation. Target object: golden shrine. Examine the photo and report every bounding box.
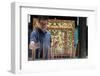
[47,19,75,58]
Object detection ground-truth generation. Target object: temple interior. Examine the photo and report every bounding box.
[28,15,88,60]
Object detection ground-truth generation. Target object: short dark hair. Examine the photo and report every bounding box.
[38,16,48,22]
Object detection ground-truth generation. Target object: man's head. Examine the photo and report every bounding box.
[38,16,48,31]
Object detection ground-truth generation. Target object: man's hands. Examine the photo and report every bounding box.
[29,41,40,50]
[29,41,35,50]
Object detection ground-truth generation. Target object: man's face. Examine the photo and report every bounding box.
[39,20,48,30]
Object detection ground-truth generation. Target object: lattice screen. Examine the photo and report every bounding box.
[48,19,75,58]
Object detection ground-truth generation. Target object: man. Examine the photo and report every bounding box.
[29,16,51,60]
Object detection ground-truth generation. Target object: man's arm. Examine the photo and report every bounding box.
[29,31,37,50]
[29,31,37,60]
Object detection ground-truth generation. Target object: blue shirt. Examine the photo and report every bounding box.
[30,28,51,59]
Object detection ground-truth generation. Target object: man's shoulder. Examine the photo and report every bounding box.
[46,31,51,35]
[31,30,37,35]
